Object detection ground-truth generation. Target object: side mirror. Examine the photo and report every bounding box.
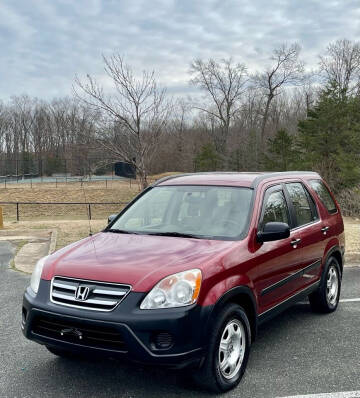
[257,222,290,243]
[108,214,118,224]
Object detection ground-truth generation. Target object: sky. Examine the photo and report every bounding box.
[0,0,359,100]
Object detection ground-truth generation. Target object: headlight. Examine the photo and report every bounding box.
[140,269,202,309]
[30,256,49,294]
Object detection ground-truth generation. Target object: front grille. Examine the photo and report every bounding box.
[32,315,127,352]
[51,276,131,311]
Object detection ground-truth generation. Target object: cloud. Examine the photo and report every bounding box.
[0,0,359,99]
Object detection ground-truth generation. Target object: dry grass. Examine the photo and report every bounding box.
[2,217,359,263]
[0,180,139,221]
[1,175,357,262]
[0,173,183,247]
[4,219,107,251]
[0,173,182,221]
[343,217,360,262]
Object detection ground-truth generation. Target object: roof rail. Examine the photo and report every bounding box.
[151,171,256,186]
[251,171,320,188]
[151,173,192,186]
[150,171,320,188]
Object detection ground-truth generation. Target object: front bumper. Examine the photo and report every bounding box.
[22,280,212,369]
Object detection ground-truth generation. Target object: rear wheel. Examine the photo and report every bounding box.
[193,303,251,393]
[309,257,341,313]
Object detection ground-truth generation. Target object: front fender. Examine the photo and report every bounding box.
[200,274,255,307]
[200,277,258,343]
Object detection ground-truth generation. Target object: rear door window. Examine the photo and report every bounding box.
[309,180,337,214]
[285,182,318,227]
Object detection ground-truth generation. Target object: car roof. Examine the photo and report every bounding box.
[154,171,320,189]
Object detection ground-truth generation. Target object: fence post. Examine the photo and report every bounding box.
[65,159,67,183]
[88,204,92,220]
[4,178,6,189]
[0,206,3,229]
[16,203,19,222]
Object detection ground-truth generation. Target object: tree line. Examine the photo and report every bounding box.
[1,39,360,205]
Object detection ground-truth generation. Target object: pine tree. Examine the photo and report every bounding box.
[298,82,360,192]
[264,129,297,171]
[194,143,220,171]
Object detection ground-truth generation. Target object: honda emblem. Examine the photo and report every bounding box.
[75,285,90,301]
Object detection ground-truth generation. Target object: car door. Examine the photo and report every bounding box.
[255,184,304,313]
[284,181,323,290]
[308,178,345,258]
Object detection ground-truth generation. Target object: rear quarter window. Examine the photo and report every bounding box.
[309,180,337,214]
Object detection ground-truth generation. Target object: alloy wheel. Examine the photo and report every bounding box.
[218,319,246,379]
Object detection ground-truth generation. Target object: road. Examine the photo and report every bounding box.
[1,240,359,398]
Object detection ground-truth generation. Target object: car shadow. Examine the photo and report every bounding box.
[23,303,339,398]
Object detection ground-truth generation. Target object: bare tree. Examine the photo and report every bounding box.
[190,58,248,156]
[319,38,360,97]
[299,71,318,113]
[74,54,171,188]
[253,43,304,147]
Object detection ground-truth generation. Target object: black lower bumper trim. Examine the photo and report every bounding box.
[32,314,128,352]
[22,281,210,369]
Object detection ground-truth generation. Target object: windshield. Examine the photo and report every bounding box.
[109,185,253,240]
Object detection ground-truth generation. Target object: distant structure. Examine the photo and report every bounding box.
[114,162,136,179]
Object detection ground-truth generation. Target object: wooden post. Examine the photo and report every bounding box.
[0,206,3,229]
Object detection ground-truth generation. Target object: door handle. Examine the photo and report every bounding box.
[321,226,330,235]
[290,238,301,248]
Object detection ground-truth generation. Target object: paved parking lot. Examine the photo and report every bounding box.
[1,240,359,398]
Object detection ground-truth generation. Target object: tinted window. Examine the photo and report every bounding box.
[286,182,314,226]
[111,185,253,239]
[309,180,337,214]
[262,190,289,228]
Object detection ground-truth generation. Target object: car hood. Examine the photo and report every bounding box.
[42,231,235,291]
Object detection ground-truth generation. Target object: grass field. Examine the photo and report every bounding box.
[0,180,140,221]
[0,173,181,221]
[0,173,359,262]
[3,217,359,263]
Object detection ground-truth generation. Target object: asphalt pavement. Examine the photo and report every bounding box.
[1,242,359,398]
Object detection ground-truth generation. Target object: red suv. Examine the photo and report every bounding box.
[22,172,345,392]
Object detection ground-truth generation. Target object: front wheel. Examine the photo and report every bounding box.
[309,257,341,313]
[193,303,251,393]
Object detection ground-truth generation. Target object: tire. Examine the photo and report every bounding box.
[192,303,251,393]
[46,346,79,359]
[309,256,341,313]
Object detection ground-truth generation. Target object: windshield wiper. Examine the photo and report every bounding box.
[145,231,200,239]
[106,229,139,235]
